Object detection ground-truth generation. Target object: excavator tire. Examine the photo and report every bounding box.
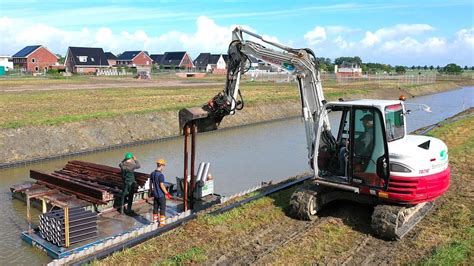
[289,183,323,221]
[371,202,434,240]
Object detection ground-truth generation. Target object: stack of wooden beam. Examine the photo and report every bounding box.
[30,161,149,204]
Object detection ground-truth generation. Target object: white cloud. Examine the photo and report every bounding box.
[303,23,473,65]
[304,26,327,45]
[0,16,267,58]
[361,24,435,47]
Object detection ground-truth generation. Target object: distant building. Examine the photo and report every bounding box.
[159,51,194,70]
[104,52,117,66]
[193,53,228,73]
[65,46,109,74]
[336,62,362,77]
[0,56,13,71]
[12,45,58,72]
[150,54,164,66]
[116,51,152,67]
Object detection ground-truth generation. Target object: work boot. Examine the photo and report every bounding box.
[159,215,166,227]
[126,209,139,217]
[153,213,159,223]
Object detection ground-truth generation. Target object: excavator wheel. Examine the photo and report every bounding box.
[289,183,323,221]
[371,201,434,240]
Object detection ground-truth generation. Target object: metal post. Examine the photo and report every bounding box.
[190,123,197,208]
[64,206,70,247]
[26,195,32,234]
[42,199,47,214]
[183,125,190,211]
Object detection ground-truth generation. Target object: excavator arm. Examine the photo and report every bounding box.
[178,27,335,171]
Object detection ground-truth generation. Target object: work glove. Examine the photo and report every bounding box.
[165,192,172,200]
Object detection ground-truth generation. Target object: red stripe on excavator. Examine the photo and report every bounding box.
[385,166,450,204]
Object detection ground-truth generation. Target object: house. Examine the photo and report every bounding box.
[336,62,362,77]
[116,51,152,67]
[159,51,194,70]
[193,53,228,73]
[150,54,164,66]
[65,46,109,74]
[104,52,117,66]
[12,45,58,72]
[0,56,13,71]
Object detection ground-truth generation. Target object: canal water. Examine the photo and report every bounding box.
[0,86,472,264]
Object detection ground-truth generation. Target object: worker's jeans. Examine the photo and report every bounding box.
[120,181,136,212]
[339,147,347,175]
[153,196,166,215]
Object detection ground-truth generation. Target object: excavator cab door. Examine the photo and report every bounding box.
[349,107,390,189]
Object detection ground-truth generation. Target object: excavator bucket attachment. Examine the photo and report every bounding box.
[178,107,221,134]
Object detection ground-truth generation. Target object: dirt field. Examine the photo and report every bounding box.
[96,108,473,265]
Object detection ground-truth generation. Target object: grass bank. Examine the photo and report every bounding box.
[95,110,473,265]
[0,78,470,129]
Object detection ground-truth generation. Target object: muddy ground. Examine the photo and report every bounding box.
[96,108,473,265]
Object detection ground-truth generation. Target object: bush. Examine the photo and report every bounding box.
[47,69,60,75]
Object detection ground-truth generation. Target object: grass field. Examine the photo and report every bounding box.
[0,75,471,129]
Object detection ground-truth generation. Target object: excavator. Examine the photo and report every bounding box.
[179,27,450,239]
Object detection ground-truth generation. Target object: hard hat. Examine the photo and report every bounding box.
[124,152,134,160]
[156,159,166,165]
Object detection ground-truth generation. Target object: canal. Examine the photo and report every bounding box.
[0,86,472,264]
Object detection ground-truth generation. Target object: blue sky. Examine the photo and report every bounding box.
[1,0,473,66]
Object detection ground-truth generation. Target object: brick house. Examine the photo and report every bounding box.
[104,52,117,66]
[193,53,228,74]
[116,51,152,67]
[159,51,194,70]
[65,47,109,74]
[336,62,362,77]
[12,45,58,72]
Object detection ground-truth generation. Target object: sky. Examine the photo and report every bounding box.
[0,0,473,66]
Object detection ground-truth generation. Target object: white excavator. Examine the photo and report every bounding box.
[179,27,450,239]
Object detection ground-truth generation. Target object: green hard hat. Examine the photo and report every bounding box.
[124,152,133,160]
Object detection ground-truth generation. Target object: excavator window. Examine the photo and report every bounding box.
[351,108,389,188]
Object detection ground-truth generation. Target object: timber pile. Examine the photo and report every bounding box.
[29,161,149,204]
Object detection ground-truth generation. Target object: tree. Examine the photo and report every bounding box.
[423,65,428,70]
[417,66,421,70]
[56,54,65,64]
[334,56,362,66]
[429,65,434,70]
[436,66,440,70]
[395,66,406,74]
[440,63,463,74]
[464,66,468,70]
[411,65,415,70]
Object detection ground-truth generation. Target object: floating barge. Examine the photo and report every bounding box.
[10,160,222,264]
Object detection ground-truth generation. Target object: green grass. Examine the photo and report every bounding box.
[0,82,302,128]
[158,247,207,265]
[421,227,473,265]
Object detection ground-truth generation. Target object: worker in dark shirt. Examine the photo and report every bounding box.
[150,159,172,226]
[119,152,141,215]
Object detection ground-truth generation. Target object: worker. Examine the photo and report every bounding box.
[149,159,172,226]
[356,113,374,156]
[119,152,141,215]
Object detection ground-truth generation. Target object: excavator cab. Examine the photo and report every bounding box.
[317,102,391,190]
